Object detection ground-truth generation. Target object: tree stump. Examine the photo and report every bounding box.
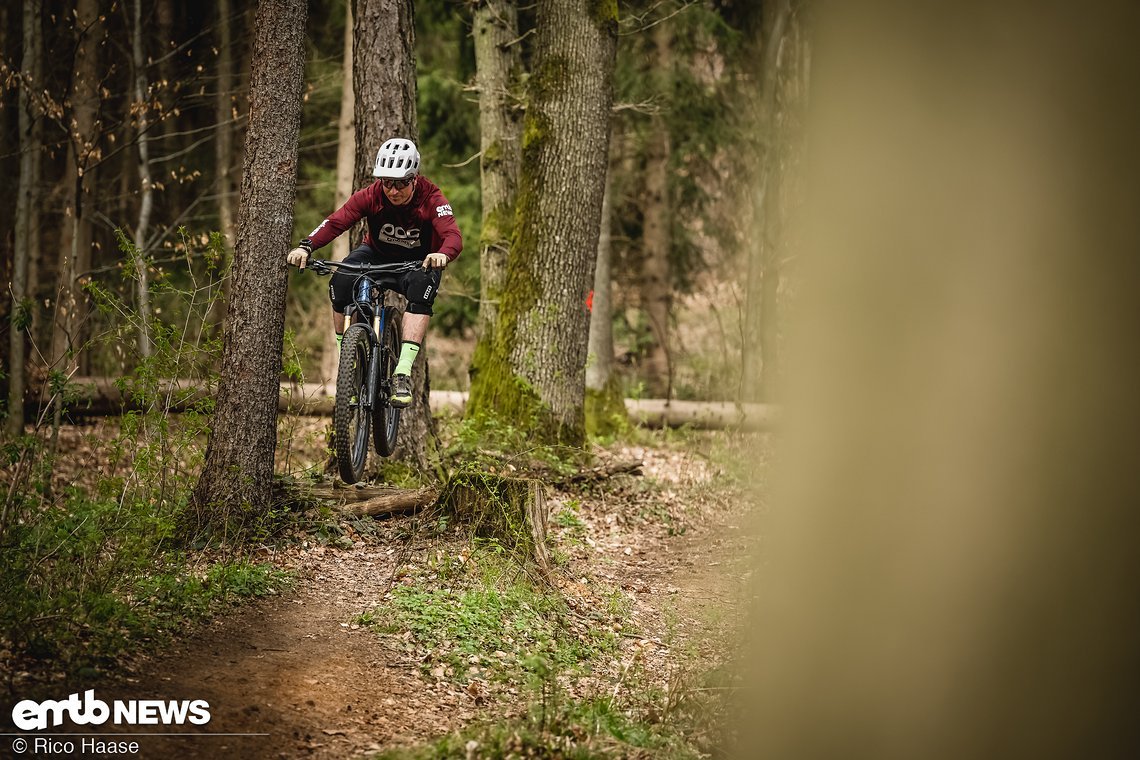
[438,472,550,575]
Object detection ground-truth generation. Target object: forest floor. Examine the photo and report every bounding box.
[4,425,762,759]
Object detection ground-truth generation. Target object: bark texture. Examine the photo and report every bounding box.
[7,0,41,436]
[190,0,309,528]
[472,0,523,338]
[352,0,436,470]
[467,0,619,446]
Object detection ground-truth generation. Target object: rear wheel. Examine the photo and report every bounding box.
[373,311,401,457]
[334,324,372,483]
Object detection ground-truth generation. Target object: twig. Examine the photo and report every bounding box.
[443,150,482,169]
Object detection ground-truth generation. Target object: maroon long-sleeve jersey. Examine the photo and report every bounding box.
[302,176,462,262]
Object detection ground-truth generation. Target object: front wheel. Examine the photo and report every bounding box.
[373,311,401,457]
[334,324,372,484]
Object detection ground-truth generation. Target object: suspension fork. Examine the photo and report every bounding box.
[366,307,387,409]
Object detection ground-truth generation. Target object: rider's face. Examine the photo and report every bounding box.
[382,177,415,206]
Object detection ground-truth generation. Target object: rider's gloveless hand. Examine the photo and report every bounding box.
[422,253,449,270]
[287,247,310,269]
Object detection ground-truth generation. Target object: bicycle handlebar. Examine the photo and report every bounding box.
[305,259,422,276]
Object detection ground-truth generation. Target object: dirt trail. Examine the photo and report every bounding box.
[94,441,756,759]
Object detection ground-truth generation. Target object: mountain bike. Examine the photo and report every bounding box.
[307,258,420,484]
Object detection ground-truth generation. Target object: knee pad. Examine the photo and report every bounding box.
[401,269,441,316]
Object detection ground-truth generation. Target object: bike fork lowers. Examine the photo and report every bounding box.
[365,309,387,410]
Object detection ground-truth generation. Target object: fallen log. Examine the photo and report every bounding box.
[342,487,439,517]
[273,478,439,518]
[47,379,775,430]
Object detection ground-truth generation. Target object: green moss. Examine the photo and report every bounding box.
[586,377,629,438]
[590,0,620,31]
[482,138,504,166]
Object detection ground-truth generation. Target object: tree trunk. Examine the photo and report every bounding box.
[215,0,236,244]
[131,0,153,359]
[320,0,356,385]
[742,0,790,403]
[190,0,309,531]
[585,160,626,435]
[7,0,41,437]
[640,21,673,398]
[466,0,619,446]
[352,0,435,469]
[51,0,102,374]
[472,0,522,344]
[586,164,614,393]
[208,0,240,335]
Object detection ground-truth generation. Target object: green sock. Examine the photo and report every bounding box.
[395,341,420,376]
[335,333,342,349]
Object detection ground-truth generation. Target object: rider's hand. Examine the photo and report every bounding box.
[287,247,311,269]
[422,253,449,270]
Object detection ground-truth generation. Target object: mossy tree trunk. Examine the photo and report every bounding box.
[466,0,619,446]
[190,0,308,529]
[353,0,437,470]
[471,0,523,346]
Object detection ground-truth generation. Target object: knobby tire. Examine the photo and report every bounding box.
[373,313,401,457]
[334,324,372,484]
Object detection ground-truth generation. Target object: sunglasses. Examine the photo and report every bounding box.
[382,177,414,190]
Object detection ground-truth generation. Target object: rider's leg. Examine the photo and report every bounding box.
[392,268,442,379]
[395,313,429,376]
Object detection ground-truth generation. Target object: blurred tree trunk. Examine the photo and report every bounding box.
[585,159,627,434]
[640,21,673,399]
[208,0,243,334]
[215,0,236,244]
[352,0,436,470]
[131,0,153,359]
[191,0,308,529]
[7,0,41,437]
[51,0,102,376]
[471,0,522,346]
[320,1,356,385]
[742,0,790,403]
[466,0,618,446]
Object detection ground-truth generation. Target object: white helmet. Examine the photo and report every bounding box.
[373,138,420,179]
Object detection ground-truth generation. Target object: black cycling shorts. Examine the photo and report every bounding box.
[328,245,442,316]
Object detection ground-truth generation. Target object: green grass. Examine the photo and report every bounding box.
[356,581,618,683]
[372,690,706,760]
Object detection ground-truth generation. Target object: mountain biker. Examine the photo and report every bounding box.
[286,138,462,408]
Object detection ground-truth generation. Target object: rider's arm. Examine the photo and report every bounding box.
[426,187,463,261]
[301,184,378,251]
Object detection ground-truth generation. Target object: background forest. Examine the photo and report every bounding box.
[0,0,800,416]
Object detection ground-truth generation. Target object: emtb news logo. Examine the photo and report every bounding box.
[11,690,211,730]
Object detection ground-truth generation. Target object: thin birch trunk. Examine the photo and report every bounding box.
[132,0,153,358]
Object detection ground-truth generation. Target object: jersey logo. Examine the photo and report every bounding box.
[309,219,329,237]
[436,204,453,218]
[378,223,422,249]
